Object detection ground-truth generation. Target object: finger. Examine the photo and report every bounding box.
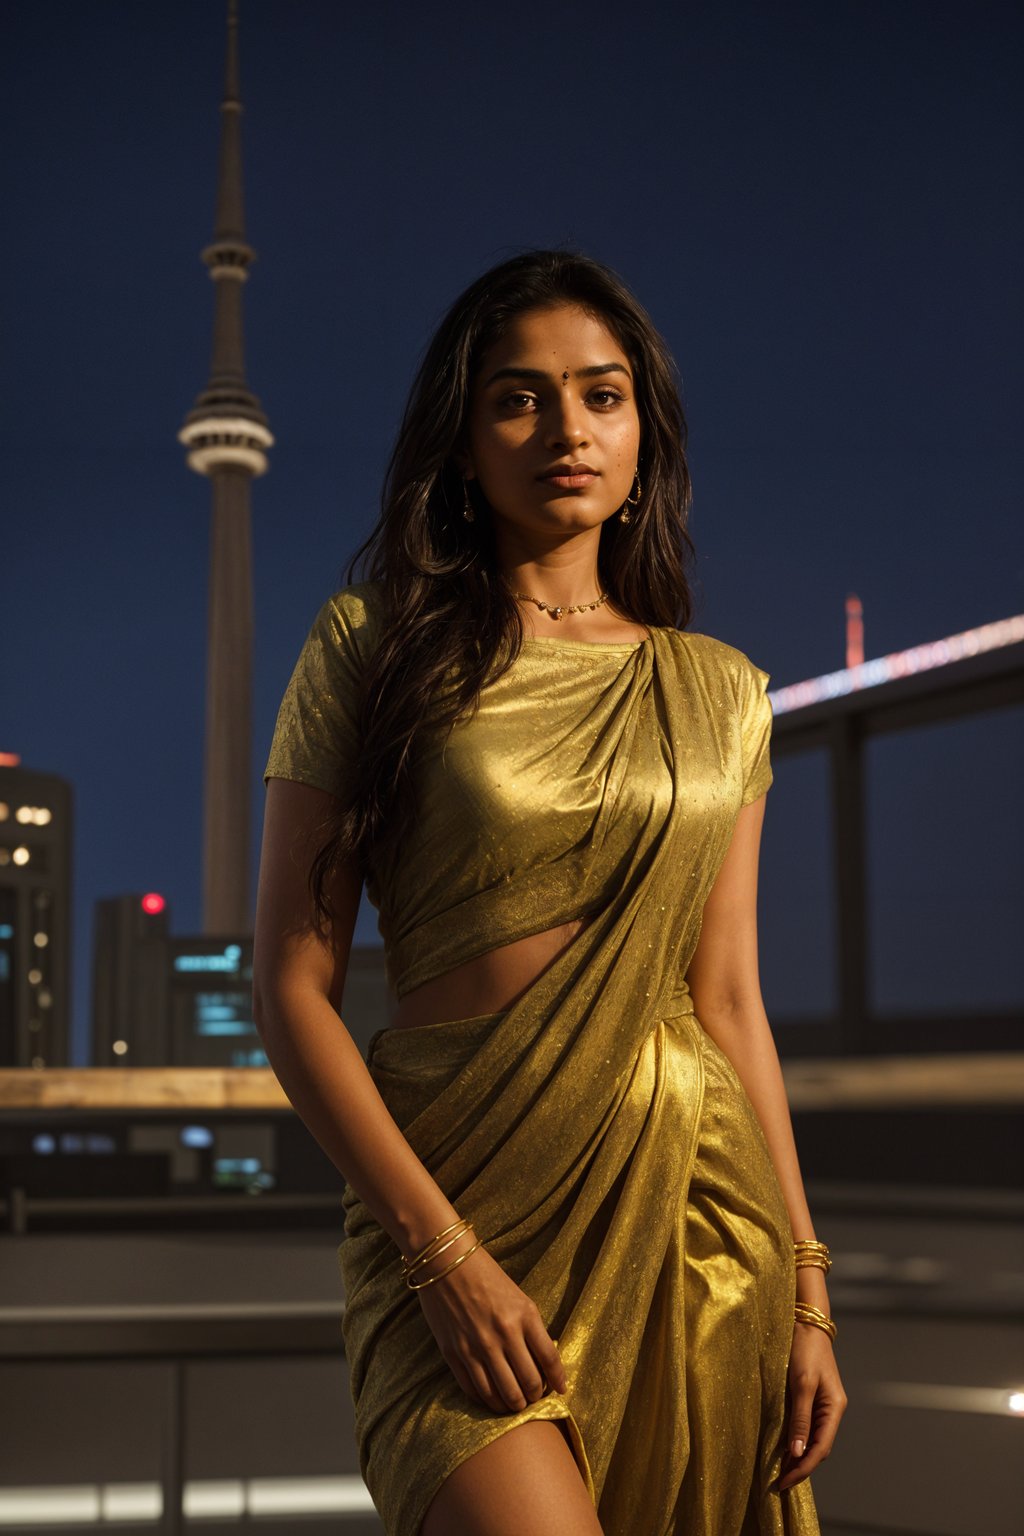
[785,1381,816,1462]
[486,1349,531,1412]
[779,1406,847,1486]
[777,1406,841,1490]
[523,1314,568,1394]
[503,1337,549,1404]
[467,1355,506,1415]
[776,1402,816,1489]
[447,1354,486,1409]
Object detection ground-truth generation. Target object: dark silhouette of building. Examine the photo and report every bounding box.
[90,893,171,1067]
[0,764,72,1067]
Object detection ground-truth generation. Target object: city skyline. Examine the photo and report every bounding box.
[2,0,1021,1060]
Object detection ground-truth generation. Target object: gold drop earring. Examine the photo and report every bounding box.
[619,468,642,524]
[463,477,475,522]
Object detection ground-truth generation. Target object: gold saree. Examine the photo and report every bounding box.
[264,581,820,1536]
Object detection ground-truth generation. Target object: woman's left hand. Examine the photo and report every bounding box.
[775,1322,848,1492]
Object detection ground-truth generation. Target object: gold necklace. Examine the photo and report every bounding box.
[508,587,609,622]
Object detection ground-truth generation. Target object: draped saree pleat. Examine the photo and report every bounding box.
[263,582,820,1536]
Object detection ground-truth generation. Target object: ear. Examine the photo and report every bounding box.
[450,419,478,479]
[452,450,476,481]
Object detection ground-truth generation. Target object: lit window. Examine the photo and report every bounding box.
[182,1125,214,1148]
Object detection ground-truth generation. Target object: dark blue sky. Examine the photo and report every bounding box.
[3,1,1021,1062]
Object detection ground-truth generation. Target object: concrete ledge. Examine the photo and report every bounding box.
[0,1068,291,1110]
[783,1052,1024,1109]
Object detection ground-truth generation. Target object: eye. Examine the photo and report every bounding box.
[590,387,626,407]
[498,391,538,411]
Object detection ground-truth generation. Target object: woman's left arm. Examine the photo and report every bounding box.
[685,792,848,1493]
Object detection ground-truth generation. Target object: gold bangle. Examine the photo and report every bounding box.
[794,1300,831,1320]
[794,1239,831,1273]
[402,1223,476,1280]
[401,1218,473,1276]
[401,1218,472,1268]
[794,1301,837,1342]
[794,1300,832,1321]
[406,1239,484,1291]
[795,1314,836,1341]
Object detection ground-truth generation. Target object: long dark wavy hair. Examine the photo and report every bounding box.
[308,247,697,935]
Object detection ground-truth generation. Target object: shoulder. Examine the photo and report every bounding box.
[660,627,771,696]
[312,579,387,662]
[322,578,387,633]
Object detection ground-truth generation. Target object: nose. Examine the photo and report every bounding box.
[544,391,590,451]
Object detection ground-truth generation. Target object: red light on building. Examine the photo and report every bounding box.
[845,593,864,670]
[140,893,166,916]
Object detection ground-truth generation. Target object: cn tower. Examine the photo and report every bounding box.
[179,0,272,935]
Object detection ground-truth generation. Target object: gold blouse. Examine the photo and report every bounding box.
[263,579,774,1000]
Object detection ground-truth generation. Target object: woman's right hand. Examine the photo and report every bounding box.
[411,1232,567,1414]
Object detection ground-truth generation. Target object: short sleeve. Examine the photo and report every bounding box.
[263,585,379,804]
[737,657,774,805]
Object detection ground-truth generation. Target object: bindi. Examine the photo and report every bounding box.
[562,369,570,384]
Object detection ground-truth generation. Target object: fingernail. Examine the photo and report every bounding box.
[792,1438,805,1457]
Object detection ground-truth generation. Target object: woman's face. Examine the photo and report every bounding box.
[460,303,641,549]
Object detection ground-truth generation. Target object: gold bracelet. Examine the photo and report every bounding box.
[400,1218,473,1278]
[794,1239,832,1274]
[406,1239,484,1291]
[402,1222,475,1281]
[794,1301,837,1342]
[401,1217,471,1268]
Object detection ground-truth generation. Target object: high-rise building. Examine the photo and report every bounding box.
[179,0,272,937]
[0,764,72,1066]
[90,893,171,1067]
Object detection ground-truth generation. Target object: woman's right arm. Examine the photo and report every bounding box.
[252,777,566,1413]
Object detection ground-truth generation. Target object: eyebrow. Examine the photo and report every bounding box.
[482,362,632,388]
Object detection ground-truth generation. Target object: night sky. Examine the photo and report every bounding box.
[3,1,1021,1063]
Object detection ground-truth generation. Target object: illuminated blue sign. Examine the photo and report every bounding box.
[173,943,243,974]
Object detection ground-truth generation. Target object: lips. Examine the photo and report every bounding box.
[538,463,601,489]
[539,463,599,479]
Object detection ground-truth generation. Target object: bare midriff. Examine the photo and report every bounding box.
[387,913,596,1031]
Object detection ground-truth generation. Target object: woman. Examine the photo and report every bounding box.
[255,249,847,1536]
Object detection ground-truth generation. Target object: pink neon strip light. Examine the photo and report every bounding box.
[770,615,1024,715]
